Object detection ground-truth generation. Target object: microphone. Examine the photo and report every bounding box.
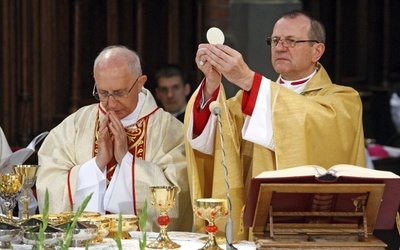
[209,101,221,116]
[209,101,237,250]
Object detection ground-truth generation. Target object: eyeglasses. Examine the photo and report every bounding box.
[266,37,319,48]
[92,76,140,102]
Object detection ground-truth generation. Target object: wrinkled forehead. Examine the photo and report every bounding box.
[95,56,128,72]
[95,58,132,80]
[94,65,134,91]
[272,16,311,38]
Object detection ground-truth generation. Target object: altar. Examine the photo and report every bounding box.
[10,231,257,250]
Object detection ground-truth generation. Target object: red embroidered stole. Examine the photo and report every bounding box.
[67,106,160,210]
[92,112,149,185]
[89,107,159,214]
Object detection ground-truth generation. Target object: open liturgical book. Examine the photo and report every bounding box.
[0,131,49,173]
[254,164,400,179]
[244,164,400,230]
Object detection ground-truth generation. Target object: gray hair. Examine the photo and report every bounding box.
[281,10,326,44]
[93,45,142,76]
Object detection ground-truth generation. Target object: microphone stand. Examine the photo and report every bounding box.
[213,104,238,250]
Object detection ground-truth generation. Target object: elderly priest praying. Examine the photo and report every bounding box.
[36,46,192,232]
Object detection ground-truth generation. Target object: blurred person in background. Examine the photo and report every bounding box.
[155,64,191,122]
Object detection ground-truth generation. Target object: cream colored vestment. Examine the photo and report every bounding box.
[37,88,192,232]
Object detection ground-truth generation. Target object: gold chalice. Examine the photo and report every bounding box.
[194,198,228,250]
[0,173,23,223]
[12,164,40,221]
[146,186,180,249]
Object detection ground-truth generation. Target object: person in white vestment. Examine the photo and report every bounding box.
[0,127,38,217]
[390,92,400,134]
[0,127,13,166]
[36,46,192,232]
[0,127,13,214]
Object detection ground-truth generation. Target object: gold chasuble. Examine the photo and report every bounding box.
[184,64,366,241]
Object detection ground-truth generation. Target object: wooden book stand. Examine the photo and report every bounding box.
[252,183,388,249]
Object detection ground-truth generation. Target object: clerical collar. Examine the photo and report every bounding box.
[171,106,186,117]
[277,69,317,94]
[279,77,308,85]
[278,69,317,86]
[99,92,146,128]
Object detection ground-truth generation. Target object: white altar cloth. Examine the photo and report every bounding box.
[11,231,256,249]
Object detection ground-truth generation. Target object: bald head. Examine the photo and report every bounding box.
[94,46,142,77]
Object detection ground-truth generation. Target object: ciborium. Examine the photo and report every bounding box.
[82,216,110,243]
[194,198,228,250]
[13,165,40,221]
[146,186,180,249]
[103,214,138,239]
[0,173,23,223]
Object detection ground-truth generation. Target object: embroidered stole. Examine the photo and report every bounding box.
[92,112,149,185]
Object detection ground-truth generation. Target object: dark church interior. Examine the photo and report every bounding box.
[1,0,400,249]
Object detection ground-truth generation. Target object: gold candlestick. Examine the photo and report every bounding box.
[194,198,228,250]
[146,186,180,249]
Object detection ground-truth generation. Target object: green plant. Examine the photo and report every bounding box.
[35,188,49,249]
[138,200,148,250]
[60,192,93,250]
[113,214,123,250]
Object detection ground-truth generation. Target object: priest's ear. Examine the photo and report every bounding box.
[137,75,147,89]
[311,43,325,63]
